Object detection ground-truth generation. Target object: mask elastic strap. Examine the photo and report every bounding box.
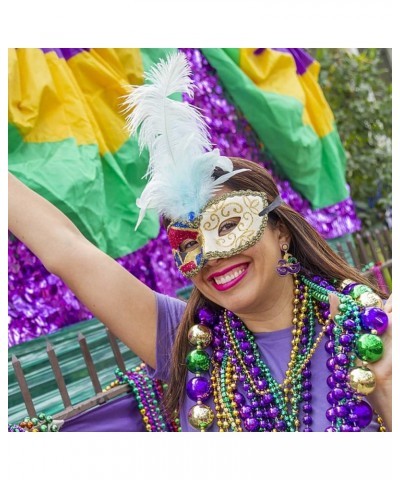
[258,195,283,217]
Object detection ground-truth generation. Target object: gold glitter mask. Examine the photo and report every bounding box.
[199,190,269,260]
[167,190,282,278]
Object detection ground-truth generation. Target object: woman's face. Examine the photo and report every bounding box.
[190,189,290,317]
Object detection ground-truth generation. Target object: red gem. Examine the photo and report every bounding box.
[167,226,198,250]
[181,261,197,273]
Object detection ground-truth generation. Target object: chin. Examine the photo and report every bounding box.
[213,292,257,315]
[196,269,251,306]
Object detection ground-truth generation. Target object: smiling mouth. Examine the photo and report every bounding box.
[208,263,249,291]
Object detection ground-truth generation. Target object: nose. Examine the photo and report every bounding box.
[203,257,223,268]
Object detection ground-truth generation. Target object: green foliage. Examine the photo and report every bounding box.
[313,49,392,229]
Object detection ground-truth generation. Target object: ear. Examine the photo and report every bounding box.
[275,220,291,246]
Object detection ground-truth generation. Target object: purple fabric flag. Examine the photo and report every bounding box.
[41,48,90,60]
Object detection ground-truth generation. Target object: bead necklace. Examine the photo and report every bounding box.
[115,364,181,432]
[186,275,388,432]
[10,412,63,432]
[308,277,387,432]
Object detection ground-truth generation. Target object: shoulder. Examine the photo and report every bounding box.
[154,291,187,323]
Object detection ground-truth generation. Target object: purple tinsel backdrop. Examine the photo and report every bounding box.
[8,48,361,347]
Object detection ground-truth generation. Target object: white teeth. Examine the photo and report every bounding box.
[214,268,245,285]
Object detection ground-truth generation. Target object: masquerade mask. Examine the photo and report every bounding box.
[167,191,283,277]
[124,53,282,278]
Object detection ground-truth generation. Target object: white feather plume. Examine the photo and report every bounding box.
[123,51,247,228]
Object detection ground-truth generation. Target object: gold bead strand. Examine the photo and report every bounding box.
[211,360,238,431]
[375,411,387,432]
[211,363,226,432]
[290,300,332,380]
[281,280,307,393]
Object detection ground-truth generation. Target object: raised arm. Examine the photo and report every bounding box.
[8,172,158,368]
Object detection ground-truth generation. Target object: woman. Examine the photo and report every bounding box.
[8,52,391,432]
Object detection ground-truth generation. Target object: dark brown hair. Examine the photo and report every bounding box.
[162,157,384,418]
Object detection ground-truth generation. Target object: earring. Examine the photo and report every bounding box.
[276,243,301,276]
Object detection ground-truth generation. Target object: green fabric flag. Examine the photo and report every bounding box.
[202,48,348,209]
[8,48,176,258]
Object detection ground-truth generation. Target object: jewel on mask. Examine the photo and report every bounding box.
[168,191,283,278]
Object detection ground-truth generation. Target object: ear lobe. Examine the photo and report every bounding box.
[276,220,291,245]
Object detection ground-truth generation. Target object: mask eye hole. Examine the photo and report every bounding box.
[179,239,200,253]
[218,217,240,236]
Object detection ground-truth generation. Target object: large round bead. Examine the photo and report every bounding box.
[350,284,372,300]
[359,307,389,335]
[188,324,212,348]
[349,367,376,395]
[357,291,384,308]
[340,278,356,291]
[352,400,373,428]
[186,376,212,401]
[355,333,384,362]
[188,404,214,430]
[342,282,358,295]
[186,350,211,373]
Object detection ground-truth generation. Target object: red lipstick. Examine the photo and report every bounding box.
[207,263,249,281]
[208,263,249,292]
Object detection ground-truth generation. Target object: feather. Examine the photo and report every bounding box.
[122,51,248,228]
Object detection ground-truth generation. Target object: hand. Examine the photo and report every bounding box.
[328,293,392,387]
[329,292,392,429]
[384,294,392,315]
[329,293,392,387]
[374,294,392,386]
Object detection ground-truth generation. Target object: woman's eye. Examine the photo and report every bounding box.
[179,240,199,252]
[218,217,240,236]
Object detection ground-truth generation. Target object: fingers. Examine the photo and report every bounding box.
[384,294,392,315]
[328,292,340,318]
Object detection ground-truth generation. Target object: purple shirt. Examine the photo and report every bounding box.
[61,394,146,432]
[148,292,379,432]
